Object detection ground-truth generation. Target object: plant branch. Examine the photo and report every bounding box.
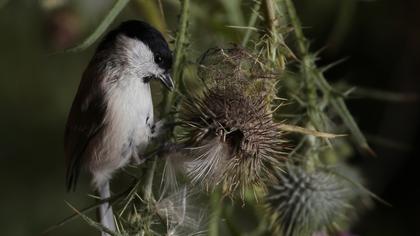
[161,0,190,117]
[282,0,307,56]
[65,0,130,53]
[282,0,373,154]
[262,0,286,70]
[263,0,278,37]
[208,189,222,236]
[241,0,262,47]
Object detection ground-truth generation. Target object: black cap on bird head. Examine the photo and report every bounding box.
[98,20,174,90]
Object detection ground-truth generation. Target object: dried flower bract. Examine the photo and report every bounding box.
[177,47,287,197]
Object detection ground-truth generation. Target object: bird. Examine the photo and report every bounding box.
[64,20,174,235]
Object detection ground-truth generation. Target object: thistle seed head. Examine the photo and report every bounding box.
[178,48,287,197]
[267,165,353,236]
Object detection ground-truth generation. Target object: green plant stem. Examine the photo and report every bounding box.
[302,56,324,131]
[161,0,190,116]
[208,189,222,236]
[281,0,325,168]
[263,0,278,36]
[220,0,245,27]
[282,0,307,56]
[241,0,261,47]
[143,159,157,202]
[282,0,322,165]
[65,0,130,53]
[282,0,373,154]
[282,0,317,121]
[223,206,241,236]
[263,0,286,70]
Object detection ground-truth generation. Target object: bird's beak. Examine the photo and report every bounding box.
[159,73,174,91]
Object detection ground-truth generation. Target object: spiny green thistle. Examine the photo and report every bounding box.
[266,165,354,236]
[177,47,288,198]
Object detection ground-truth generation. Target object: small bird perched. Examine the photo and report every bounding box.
[64,20,173,235]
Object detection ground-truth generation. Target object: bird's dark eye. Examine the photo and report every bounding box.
[155,55,163,64]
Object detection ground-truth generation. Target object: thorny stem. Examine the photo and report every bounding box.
[263,0,278,36]
[282,0,322,129]
[162,0,190,116]
[282,0,307,56]
[281,0,325,168]
[283,0,373,155]
[301,56,324,170]
[263,0,286,70]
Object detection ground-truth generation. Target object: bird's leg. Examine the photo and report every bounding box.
[97,181,116,236]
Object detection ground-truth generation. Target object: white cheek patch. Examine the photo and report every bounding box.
[117,35,162,78]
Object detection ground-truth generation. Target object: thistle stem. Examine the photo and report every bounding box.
[263,0,278,37]
[282,0,322,129]
[162,0,190,116]
[262,0,286,70]
[281,0,324,168]
[282,0,373,154]
[281,0,306,56]
[208,189,222,236]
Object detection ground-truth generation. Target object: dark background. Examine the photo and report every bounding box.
[0,0,418,235]
[296,1,420,235]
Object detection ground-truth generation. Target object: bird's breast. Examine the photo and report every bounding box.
[102,76,154,162]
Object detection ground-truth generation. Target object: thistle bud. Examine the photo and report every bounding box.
[267,165,353,236]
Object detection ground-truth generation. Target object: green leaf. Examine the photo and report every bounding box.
[330,93,374,155]
[65,0,130,53]
[241,0,262,47]
[314,72,375,155]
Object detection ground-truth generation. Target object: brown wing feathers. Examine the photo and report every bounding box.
[64,62,107,191]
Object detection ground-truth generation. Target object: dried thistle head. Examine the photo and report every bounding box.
[177,48,287,197]
[266,165,353,236]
